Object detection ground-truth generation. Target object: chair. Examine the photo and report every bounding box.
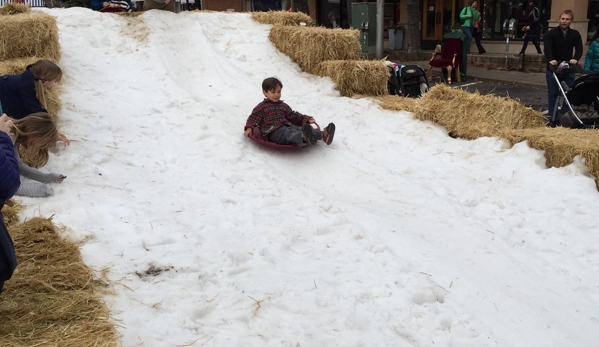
[428,38,463,84]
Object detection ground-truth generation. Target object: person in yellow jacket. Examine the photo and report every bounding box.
[460,0,480,54]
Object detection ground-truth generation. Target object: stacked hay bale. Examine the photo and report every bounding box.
[252,10,313,26]
[0,10,61,61]
[0,3,30,15]
[311,60,389,97]
[0,6,62,167]
[268,26,361,71]
[266,19,389,97]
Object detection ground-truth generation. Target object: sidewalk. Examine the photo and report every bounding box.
[403,57,547,87]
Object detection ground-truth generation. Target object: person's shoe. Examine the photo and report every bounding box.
[513,52,523,58]
[302,123,317,145]
[322,123,335,145]
[479,51,486,55]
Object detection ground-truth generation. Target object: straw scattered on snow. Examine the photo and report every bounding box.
[0,217,120,347]
[269,26,361,71]
[1,200,22,227]
[0,11,61,62]
[252,10,313,26]
[312,60,389,97]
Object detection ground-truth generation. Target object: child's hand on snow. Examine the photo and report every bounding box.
[244,128,252,137]
[56,175,67,183]
[57,132,70,146]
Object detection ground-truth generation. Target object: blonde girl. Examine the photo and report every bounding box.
[9,112,66,197]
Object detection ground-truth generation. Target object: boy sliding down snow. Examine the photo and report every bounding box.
[244,77,335,146]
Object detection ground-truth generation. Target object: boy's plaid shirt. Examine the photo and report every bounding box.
[245,99,310,136]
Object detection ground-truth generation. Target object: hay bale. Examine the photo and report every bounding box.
[411,84,544,139]
[0,12,61,62]
[252,10,313,26]
[312,60,389,97]
[0,3,31,15]
[0,217,120,347]
[269,26,361,71]
[0,57,62,121]
[500,127,599,188]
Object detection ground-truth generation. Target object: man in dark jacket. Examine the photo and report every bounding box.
[516,0,542,56]
[543,9,583,124]
[0,114,21,294]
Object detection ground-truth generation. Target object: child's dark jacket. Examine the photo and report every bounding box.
[0,69,46,120]
[245,99,310,136]
[0,132,20,291]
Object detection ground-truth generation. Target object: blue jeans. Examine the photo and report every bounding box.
[268,124,322,146]
[462,27,473,54]
[546,69,575,122]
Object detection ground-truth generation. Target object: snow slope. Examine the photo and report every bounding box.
[21,8,599,346]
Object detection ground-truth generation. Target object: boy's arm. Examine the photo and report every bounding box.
[284,103,311,125]
[245,106,264,131]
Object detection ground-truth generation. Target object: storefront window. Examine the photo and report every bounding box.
[253,0,281,11]
[479,0,551,40]
[589,0,599,41]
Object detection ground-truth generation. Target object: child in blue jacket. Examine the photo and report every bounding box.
[0,114,20,294]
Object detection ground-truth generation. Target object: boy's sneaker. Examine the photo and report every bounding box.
[322,123,335,145]
[302,123,317,145]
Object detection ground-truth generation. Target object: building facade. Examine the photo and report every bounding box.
[201,0,596,47]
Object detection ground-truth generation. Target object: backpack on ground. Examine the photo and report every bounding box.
[387,62,430,98]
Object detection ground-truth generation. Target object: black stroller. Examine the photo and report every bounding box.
[550,63,599,128]
[387,62,431,98]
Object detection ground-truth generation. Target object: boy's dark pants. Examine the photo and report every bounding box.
[0,216,17,294]
[268,124,322,146]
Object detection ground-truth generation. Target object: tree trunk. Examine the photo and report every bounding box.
[295,0,309,15]
[406,0,421,54]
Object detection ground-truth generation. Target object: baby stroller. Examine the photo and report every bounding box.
[386,62,430,98]
[550,63,599,128]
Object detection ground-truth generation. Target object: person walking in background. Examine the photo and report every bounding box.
[472,3,486,55]
[515,0,542,56]
[583,30,599,73]
[0,114,20,295]
[460,0,479,54]
[543,10,583,124]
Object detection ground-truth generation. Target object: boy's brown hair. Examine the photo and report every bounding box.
[262,77,283,92]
